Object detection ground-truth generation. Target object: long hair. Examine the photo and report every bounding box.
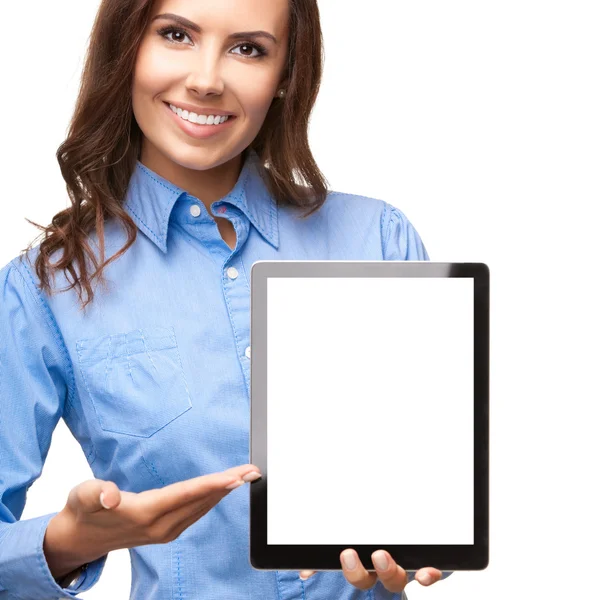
[23,0,327,310]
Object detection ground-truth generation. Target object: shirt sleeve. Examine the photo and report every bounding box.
[381,202,430,261]
[0,258,107,599]
[381,205,454,583]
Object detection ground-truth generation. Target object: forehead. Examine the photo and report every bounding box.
[150,0,290,36]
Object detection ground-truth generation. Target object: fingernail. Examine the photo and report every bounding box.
[373,551,388,571]
[417,572,433,585]
[225,480,245,490]
[99,492,111,509]
[242,471,261,482]
[341,550,357,570]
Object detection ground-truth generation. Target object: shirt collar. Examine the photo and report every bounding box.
[123,148,279,252]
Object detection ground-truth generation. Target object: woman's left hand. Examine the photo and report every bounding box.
[299,549,443,592]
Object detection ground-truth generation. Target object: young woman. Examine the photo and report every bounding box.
[0,0,451,597]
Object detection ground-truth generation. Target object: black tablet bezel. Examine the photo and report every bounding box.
[249,261,489,572]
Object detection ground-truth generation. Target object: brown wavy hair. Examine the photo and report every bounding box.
[23,0,327,310]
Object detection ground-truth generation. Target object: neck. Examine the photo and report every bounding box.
[139,142,245,212]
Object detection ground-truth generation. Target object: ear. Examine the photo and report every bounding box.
[277,75,290,91]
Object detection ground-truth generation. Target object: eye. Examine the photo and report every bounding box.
[231,42,267,59]
[157,26,193,45]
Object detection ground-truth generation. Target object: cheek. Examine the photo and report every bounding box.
[132,44,181,103]
[233,73,279,118]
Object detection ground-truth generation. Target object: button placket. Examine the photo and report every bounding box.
[222,260,251,398]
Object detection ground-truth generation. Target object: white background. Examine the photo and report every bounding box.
[1,0,598,598]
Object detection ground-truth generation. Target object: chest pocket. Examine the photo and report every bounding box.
[76,326,192,438]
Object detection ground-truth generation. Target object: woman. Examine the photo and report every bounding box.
[0,0,451,597]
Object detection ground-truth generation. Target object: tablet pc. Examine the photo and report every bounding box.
[249,261,489,572]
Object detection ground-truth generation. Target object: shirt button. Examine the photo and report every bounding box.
[226,267,239,280]
[245,346,251,359]
[189,204,201,217]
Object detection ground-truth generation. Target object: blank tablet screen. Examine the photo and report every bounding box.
[266,276,473,546]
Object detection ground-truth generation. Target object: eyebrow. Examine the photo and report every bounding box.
[151,13,278,44]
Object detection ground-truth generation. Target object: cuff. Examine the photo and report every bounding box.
[0,512,107,599]
[63,553,107,592]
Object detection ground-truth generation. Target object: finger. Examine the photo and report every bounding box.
[299,570,317,580]
[141,465,261,516]
[415,568,444,586]
[68,479,122,514]
[371,550,409,593]
[98,483,122,511]
[340,549,378,590]
[143,472,259,543]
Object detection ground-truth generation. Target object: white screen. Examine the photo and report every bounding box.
[267,277,474,545]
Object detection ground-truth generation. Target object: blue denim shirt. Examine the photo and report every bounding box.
[0,150,451,599]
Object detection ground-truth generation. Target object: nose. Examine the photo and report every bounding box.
[184,44,225,97]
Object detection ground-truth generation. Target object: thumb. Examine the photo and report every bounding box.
[299,570,317,580]
[69,479,122,513]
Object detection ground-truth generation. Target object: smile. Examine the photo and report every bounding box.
[163,101,236,140]
[168,103,230,125]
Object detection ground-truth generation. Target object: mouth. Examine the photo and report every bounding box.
[163,101,236,125]
[163,101,237,140]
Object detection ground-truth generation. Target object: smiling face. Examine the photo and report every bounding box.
[132,0,290,176]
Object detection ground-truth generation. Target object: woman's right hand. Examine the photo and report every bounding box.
[43,464,262,580]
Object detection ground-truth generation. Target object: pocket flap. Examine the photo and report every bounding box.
[76,326,177,363]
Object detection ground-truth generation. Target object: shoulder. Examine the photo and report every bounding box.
[280,188,387,226]
[2,242,51,294]
[323,189,386,216]
[1,239,84,314]
[319,190,429,261]
[280,189,427,259]
[286,189,388,232]
[319,190,412,228]
[2,218,123,296]
[1,245,51,315]
[319,190,417,243]
[1,249,36,293]
[0,252,49,346]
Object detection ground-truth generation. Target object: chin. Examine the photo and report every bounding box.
[158,143,238,171]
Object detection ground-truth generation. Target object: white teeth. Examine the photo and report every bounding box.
[169,104,229,125]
